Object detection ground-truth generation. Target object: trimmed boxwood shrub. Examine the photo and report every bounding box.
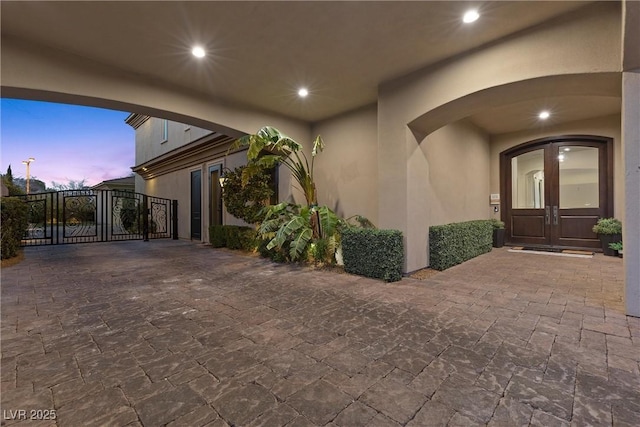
[429,219,493,271]
[342,228,403,282]
[225,226,243,250]
[208,225,257,251]
[1,197,29,259]
[237,227,258,251]
[209,225,226,248]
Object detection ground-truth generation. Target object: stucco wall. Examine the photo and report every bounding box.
[623,70,640,317]
[141,150,249,241]
[135,119,212,165]
[406,120,491,270]
[489,114,623,222]
[311,105,379,224]
[377,1,622,272]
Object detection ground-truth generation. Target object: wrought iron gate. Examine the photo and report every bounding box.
[19,190,177,246]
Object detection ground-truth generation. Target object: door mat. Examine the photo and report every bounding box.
[562,249,595,256]
[508,247,593,258]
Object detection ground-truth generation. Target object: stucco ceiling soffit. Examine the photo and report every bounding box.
[1,0,600,123]
[408,73,622,136]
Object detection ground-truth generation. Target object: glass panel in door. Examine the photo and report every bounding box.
[511,149,545,209]
[558,147,599,209]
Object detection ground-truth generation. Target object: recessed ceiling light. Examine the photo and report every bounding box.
[298,88,309,98]
[539,110,550,120]
[463,10,480,23]
[564,147,570,152]
[192,46,205,58]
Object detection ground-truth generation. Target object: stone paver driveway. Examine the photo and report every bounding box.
[1,240,639,426]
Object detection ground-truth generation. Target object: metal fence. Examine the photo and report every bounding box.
[18,190,177,246]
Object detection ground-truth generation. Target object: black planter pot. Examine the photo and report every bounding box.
[599,234,622,256]
[493,228,505,248]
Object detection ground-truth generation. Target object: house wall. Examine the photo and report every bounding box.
[377,1,622,272]
[136,118,212,166]
[406,120,491,269]
[311,104,379,224]
[4,1,633,289]
[142,149,249,240]
[134,117,304,238]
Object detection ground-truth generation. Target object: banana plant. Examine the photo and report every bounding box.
[232,126,324,208]
[233,126,375,262]
[258,202,341,261]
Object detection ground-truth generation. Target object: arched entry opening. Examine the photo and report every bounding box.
[500,135,613,250]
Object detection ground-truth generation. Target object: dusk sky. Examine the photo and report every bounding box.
[1,99,135,188]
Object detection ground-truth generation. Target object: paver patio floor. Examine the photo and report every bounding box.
[1,240,639,426]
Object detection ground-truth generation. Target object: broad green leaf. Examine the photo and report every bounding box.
[247,135,267,160]
[255,155,281,169]
[289,228,312,260]
[317,206,338,237]
[269,215,306,249]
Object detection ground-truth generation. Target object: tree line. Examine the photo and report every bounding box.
[1,165,88,195]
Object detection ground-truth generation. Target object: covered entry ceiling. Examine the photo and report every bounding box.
[1,1,617,130]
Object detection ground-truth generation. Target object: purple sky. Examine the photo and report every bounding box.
[1,99,135,188]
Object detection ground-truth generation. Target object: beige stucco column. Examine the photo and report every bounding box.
[623,71,640,317]
[622,0,640,317]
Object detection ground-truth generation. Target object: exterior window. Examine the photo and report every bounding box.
[161,119,168,143]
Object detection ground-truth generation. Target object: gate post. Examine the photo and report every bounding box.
[172,200,178,240]
[143,194,149,242]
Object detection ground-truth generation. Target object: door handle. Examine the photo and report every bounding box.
[553,206,558,225]
[545,206,550,225]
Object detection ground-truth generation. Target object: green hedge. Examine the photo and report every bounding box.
[208,225,257,251]
[209,225,226,248]
[1,197,29,259]
[342,228,403,282]
[429,219,493,271]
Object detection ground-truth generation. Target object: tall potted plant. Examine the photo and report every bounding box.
[490,219,505,248]
[592,217,622,256]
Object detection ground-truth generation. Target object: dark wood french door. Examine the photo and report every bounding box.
[190,170,202,240]
[501,136,613,250]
